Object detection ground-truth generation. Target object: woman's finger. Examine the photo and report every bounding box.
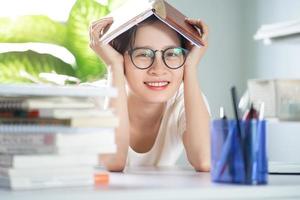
[93,20,112,37]
[185,18,208,40]
[89,18,113,39]
[89,19,113,44]
[90,17,113,29]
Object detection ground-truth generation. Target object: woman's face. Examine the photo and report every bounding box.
[124,21,184,103]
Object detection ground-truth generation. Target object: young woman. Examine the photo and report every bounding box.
[89,14,210,172]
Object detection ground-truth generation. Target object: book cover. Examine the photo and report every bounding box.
[100,0,204,47]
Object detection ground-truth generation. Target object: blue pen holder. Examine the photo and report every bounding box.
[210,119,268,184]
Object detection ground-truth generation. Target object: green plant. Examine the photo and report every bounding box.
[0,51,75,83]
[0,0,120,83]
[66,0,109,81]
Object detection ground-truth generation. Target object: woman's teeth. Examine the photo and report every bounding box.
[145,82,169,87]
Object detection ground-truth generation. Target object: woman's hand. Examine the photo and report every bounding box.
[184,19,209,69]
[89,17,124,70]
[90,19,129,172]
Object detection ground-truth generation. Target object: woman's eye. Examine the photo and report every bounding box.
[135,51,152,58]
[166,52,180,57]
[141,53,150,57]
[167,53,176,57]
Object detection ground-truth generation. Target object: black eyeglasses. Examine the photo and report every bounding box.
[128,47,189,70]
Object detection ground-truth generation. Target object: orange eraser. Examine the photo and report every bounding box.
[94,172,109,185]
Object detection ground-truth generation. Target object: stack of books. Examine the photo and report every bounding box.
[0,84,118,190]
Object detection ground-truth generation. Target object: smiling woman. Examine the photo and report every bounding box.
[89,0,211,172]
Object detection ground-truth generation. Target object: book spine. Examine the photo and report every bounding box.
[0,125,114,134]
[0,133,54,146]
[0,100,24,111]
[7,176,94,190]
[0,146,57,155]
[0,110,39,118]
[0,155,13,168]
[0,166,95,179]
[0,84,118,98]
[0,117,119,127]
[0,117,72,126]
[0,130,114,146]
[0,144,116,155]
[0,154,99,168]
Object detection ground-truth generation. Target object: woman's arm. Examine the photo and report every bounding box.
[182,19,211,172]
[89,18,129,172]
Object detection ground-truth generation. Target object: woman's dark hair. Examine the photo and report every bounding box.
[110,15,186,54]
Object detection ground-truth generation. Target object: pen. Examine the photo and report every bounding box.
[231,86,247,181]
[220,107,228,140]
[215,120,234,179]
[243,103,259,182]
[218,107,235,180]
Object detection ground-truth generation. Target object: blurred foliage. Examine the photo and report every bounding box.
[66,0,109,81]
[0,0,116,83]
[0,51,75,83]
[0,15,67,45]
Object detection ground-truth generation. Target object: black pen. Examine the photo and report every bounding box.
[231,86,247,181]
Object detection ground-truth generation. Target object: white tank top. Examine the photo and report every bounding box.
[126,84,187,166]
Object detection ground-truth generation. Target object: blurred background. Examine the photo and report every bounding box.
[0,0,120,84]
[0,0,300,165]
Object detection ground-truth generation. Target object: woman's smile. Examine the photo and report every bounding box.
[144,81,170,90]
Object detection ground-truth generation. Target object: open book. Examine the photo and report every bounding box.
[100,0,204,47]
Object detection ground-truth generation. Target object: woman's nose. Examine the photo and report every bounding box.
[148,53,167,75]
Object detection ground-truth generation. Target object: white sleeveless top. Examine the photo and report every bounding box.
[126,84,187,166]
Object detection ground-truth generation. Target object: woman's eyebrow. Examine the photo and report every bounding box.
[132,45,180,49]
[132,45,153,49]
[162,45,180,49]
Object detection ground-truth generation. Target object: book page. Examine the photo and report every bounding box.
[101,0,155,44]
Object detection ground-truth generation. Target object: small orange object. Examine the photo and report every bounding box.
[94,172,109,185]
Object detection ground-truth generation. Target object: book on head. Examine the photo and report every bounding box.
[100,0,204,47]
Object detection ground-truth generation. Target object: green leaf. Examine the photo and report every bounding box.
[0,15,67,46]
[66,0,109,81]
[0,50,75,83]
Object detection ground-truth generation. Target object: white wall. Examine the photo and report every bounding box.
[243,0,300,81]
[169,0,244,119]
[169,0,245,165]
[174,0,300,166]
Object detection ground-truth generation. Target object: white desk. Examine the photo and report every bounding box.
[0,166,300,200]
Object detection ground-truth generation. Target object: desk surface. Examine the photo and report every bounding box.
[1,166,300,200]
